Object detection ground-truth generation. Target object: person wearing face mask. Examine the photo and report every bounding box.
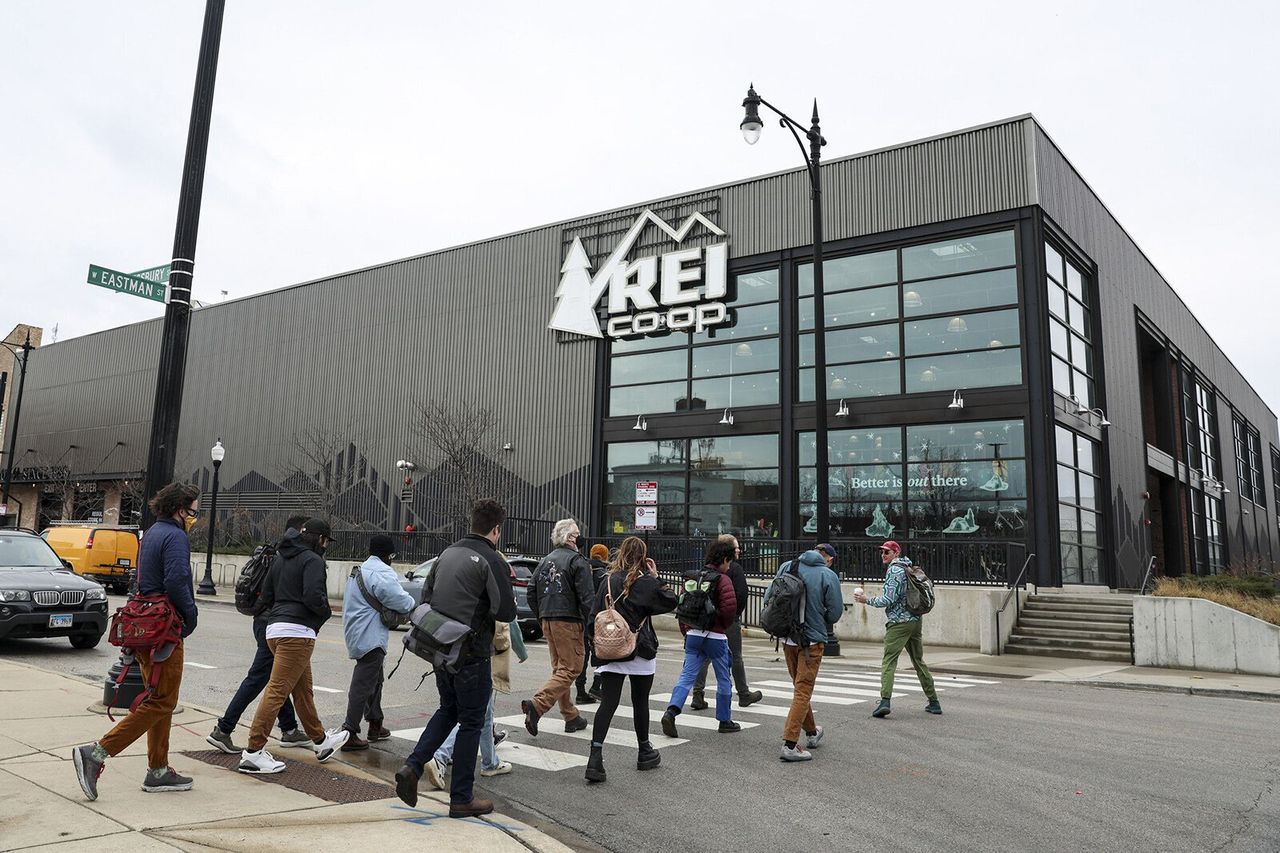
[73,482,202,800]
[521,518,595,737]
[237,518,350,774]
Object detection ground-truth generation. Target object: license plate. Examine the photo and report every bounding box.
[117,558,131,567]
[49,614,73,628]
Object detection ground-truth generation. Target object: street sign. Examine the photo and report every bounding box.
[87,264,166,303]
[635,481,657,505]
[635,506,657,531]
[130,264,171,283]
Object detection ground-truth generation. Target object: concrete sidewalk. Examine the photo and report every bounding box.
[0,657,572,853]
[733,625,1280,700]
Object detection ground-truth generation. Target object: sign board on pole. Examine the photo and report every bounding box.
[635,481,658,505]
[635,506,657,531]
[130,264,172,283]
[87,264,167,303]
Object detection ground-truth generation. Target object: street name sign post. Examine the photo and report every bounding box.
[87,264,167,303]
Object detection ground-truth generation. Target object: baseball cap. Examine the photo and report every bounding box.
[815,543,837,559]
[880,540,901,554]
[301,518,332,539]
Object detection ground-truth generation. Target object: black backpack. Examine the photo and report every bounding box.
[234,544,277,616]
[760,560,808,646]
[675,570,719,631]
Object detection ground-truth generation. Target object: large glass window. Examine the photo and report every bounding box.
[1054,425,1104,584]
[608,268,779,416]
[1232,414,1265,506]
[798,230,1021,401]
[604,435,779,538]
[798,420,1026,540]
[1190,491,1227,575]
[1272,446,1280,534]
[1046,242,1095,408]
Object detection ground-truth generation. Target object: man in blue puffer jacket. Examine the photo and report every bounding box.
[764,544,843,763]
[341,534,416,750]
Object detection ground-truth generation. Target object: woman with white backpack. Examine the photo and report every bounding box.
[584,537,677,784]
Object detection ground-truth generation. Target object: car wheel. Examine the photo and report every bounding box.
[70,633,102,650]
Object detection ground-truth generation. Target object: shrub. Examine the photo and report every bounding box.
[1181,574,1277,600]
[1153,578,1280,626]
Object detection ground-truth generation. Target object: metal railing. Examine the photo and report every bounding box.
[993,552,1035,656]
[1136,556,1158,595]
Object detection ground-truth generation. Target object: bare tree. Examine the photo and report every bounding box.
[281,422,370,526]
[410,398,518,531]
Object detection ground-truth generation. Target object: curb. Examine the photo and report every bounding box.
[1068,680,1280,702]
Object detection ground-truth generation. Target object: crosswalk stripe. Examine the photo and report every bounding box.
[388,728,590,771]
[603,704,760,731]
[493,715,689,749]
[816,675,941,693]
[757,680,903,699]
[752,687,863,706]
[652,694,791,718]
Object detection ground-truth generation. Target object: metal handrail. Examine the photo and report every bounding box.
[1136,556,1158,595]
[993,552,1035,656]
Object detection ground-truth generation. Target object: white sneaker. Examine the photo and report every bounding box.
[314,728,349,762]
[424,756,449,790]
[480,760,512,777]
[238,748,286,774]
[805,725,825,749]
[779,743,813,763]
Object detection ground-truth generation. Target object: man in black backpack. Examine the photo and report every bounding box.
[206,515,312,754]
[394,500,516,819]
[765,544,844,763]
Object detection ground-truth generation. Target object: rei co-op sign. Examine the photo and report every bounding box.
[547,209,729,339]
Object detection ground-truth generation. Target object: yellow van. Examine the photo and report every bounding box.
[42,525,140,593]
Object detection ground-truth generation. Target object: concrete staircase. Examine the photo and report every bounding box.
[1005,593,1134,662]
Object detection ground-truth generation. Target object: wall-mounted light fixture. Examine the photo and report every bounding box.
[835,399,849,417]
[948,390,965,411]
[502,443,513,452]
[719,408,735,426]
[395,459,417,487]
[632,415,647,432]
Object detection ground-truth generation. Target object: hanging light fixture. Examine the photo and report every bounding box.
[947,317,968,333]
[735,342,754,357]
[988,339,1004,348]
[904,290,923,309]
[919,368,937,384]
[831,377,847,391]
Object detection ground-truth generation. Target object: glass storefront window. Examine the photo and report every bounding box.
[904,349,1022,393]
[798,250,897,297]
[1054,425,1105,584]
[904,309,1021,357]
[611,348,687,386]
[799,285,900,331]
[904,268,1017,318]
[692,338,779,378]
[902,231,1016,280]
[800,324,899,367]
[1046,241,1095,408]
[608,381,687,416]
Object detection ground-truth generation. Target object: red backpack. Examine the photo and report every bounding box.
[106,594,185,719]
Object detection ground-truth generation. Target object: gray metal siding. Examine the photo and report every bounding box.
[1033,126,1280,581]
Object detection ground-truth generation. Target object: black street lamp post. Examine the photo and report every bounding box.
[198,438,223,595]
[741,84,841,654]
[1,331,32,528]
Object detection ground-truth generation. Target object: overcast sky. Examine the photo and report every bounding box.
[2,1,1278,413]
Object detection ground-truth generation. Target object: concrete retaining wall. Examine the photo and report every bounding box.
[1134,596,1280,676]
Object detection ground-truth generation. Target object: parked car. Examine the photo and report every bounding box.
[396,553,543,641]
[42,524,139,594]
[0,529,110,649]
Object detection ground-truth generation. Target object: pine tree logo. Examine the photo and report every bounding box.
[548,209,725,338]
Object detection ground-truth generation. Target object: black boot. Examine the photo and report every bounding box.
[690,691,708,711]
[585,746,606,783]
[637,741,660,771]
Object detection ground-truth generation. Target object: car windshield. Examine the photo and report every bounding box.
[0,535,64,569]
[511,563,534,581]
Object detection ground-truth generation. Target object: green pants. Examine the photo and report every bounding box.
[881,621,937,700]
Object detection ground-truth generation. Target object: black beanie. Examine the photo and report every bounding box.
[369,534,396,560]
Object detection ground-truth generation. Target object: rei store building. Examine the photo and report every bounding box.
[7,115,1277,590]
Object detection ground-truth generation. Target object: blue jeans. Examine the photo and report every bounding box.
[668,634,733,721]
[435,692,498,770]
[217,618,297,735]
[407,657,492,805]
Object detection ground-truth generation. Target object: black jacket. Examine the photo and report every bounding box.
[589,558,609,591]
[422,534,516,660]
[590,571,677,664]
[528,546,595,623]
[727,560,749,621]
[260,531,331,633]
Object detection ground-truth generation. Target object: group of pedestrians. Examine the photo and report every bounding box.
[71,480,941,808]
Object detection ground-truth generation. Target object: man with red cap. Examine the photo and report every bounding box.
[854,541,940,718]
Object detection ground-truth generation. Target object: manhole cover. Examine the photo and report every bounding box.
[183,749,395,804]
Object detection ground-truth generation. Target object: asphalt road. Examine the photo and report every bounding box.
[5,595,1278,853]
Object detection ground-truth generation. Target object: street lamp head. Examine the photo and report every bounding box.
[740,84,764,145]
[210,438,225,464]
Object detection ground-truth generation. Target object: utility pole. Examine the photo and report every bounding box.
[139,0,227,524]
[1,332,32,526]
